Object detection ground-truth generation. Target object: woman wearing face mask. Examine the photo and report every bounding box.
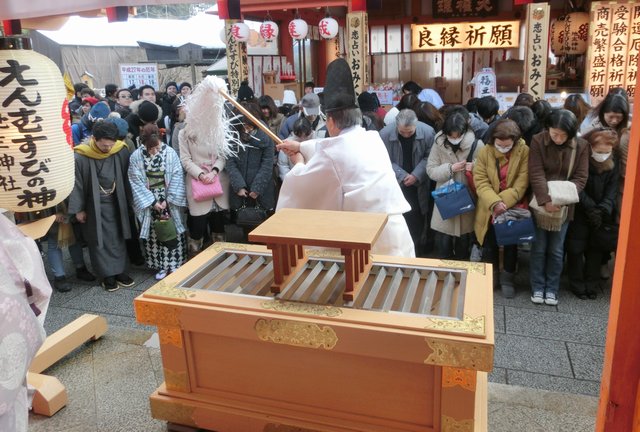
[472,119,529,298]
[565,128,619,300]
[528,109,589,305]
[426,108,484,260]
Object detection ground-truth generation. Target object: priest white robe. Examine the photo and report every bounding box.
[277,125,415,258]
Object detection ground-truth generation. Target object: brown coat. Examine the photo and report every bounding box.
[528,130,589,221]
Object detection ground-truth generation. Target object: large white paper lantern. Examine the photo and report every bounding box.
[219,27,227,45]
[288,19,308,40]
[231,22,250,43]
[319,17,339,40]
[0,37,74,212]
[260,21,279,41]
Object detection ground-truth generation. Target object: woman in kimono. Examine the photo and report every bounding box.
[129,124,187,280]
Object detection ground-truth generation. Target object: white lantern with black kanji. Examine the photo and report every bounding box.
[231,22,250,43]
[0,36,74,212]
[260,21,279,42]
[288,19,308,40]
[319,17,339,40]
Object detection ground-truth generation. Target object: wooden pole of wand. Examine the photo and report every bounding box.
[218,89,283,145]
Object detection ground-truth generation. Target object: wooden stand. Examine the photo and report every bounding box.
[28,314,108,416]
[249,209,387,300]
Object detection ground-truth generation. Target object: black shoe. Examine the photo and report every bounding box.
[76,266,96,282]
[131,258,145,267]
[102,276,119,292]
[53,276,72,293]
[115,273,135,287]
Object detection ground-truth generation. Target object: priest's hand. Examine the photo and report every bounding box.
[249,191,259,199]
[75,211,87,224]
[289,152,304,165]
[237,188,249,197]
[277,140,301,157]
[403,174,417,187]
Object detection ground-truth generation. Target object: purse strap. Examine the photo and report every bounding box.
[466,138,479,163]
[566,143,577,181]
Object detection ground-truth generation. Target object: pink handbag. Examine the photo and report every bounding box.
[191,175,223,202]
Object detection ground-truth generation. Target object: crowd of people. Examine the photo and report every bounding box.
[21,72,629,307]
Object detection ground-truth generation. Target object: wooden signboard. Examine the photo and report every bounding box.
[412,21,520,51]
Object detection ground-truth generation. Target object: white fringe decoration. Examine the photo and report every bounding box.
[183,76,243,159]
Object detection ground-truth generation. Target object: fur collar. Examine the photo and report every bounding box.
[129,99,163,122]
[590,155,615,174]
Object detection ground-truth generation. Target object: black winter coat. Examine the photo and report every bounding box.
[226,129,276,211]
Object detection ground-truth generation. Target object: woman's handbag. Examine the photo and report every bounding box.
[153,211,178,248]
[57,222,76,248]
[431,180,476,220]
[530,144,577,232]
[493,217,536,246]
[592,222,619,252]
[191,176,223,202]
[236,198,267,228]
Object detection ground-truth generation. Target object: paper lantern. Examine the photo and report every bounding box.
[319,17,339,40]
[0,36,74,212]
[260,21,279,41]
[231,22,250,43]
[550,12,589,55]
[288,19,308,40]
[219,27,227,45]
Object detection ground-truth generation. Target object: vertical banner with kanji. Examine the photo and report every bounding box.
[587,1,640,104]
[225,19,249,98]
[524,4,550,100]
[347,11,369,95]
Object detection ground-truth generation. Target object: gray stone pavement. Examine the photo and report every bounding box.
[28,245,607,431]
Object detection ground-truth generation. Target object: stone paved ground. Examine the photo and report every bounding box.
[28,244,607,431]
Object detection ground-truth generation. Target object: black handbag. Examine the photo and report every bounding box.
[236,198,267,228]
[592,222,619,252]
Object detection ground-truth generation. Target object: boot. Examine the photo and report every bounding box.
[188,238,203,258]
[499,271,516,299]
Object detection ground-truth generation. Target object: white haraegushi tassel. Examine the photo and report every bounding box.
[183,76,243,159]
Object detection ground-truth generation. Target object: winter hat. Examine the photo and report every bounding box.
[179,82,192,91]
[87,102,110,122]
[104,117,129,139]
[282,90,297,105]
[301,93,321,116]
[82,96,99,106]
[138,100,160,123]
[165,81,178,91]
[357,92,379,113]
[237,81,255,102]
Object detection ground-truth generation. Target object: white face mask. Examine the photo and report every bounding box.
[447,136,463,145]
[496,145,512,154]
[591,152,611,162]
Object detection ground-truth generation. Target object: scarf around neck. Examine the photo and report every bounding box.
[75,136,127,160]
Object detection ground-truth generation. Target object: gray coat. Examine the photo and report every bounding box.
[380,121,435,214]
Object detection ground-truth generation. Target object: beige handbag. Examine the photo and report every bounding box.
[530,144,577,232]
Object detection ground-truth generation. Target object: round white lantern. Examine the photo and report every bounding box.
[260,21,279,41]
[231,22,250,43]
[0,37,74,212]
[219,27,227,45]
[288,19,308,40]
[319,17,339,39]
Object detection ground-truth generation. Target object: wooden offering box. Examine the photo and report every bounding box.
[135,242,494,432]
